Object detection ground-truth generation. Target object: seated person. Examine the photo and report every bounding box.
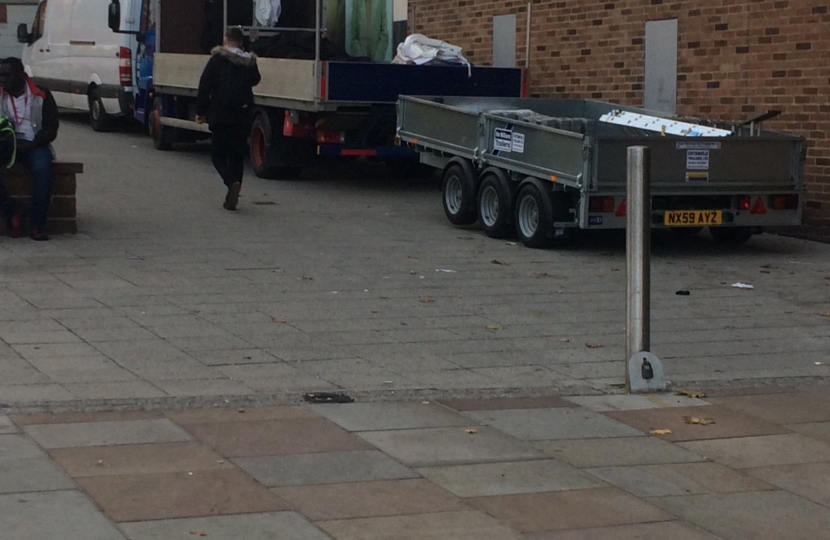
[0,57,59,241]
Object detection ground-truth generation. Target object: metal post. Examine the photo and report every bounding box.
[626,146,665,392]
[525,2,532,68]
[314,0,322,105]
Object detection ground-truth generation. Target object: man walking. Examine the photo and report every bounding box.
[0,57,59,241]
[196,28,261,211]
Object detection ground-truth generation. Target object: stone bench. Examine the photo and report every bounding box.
[0,162,82,235]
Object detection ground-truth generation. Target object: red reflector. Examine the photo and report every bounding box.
[771,194,798,210]
[341,149,377,156]
[317,131,344,144]
[751,197,767,215]
[737,196,751,211]
[118,47,132,87]
[589,197,615,213]
[615,199,627,217]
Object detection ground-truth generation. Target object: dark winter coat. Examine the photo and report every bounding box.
[196,47,261,126]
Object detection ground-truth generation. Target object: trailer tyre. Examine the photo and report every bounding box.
[250,113,302,180]
[477,171,514,239]
[710,226,753,246]
[442,162,477,225]
[515,182,555,249]
[89,88,112,133]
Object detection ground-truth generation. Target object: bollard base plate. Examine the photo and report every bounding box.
[628,351,666,393]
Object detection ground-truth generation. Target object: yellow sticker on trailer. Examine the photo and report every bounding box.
[664,210,723,227]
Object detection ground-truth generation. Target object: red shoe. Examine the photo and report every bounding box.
[7,213,22,238]
[30,229,49,241]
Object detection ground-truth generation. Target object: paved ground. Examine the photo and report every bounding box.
[0,118,829,411]
[4,387,830,539]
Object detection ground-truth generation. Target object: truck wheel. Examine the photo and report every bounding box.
[151,107,174,151]
[250,113,302,179]
[710,226,753,246]
[515,183,555,249]
[89,89,112,132]
[442,163,477,225]
[477,173,513,239]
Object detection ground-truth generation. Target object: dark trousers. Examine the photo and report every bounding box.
[0,146,54,230]
[210,123,248,187]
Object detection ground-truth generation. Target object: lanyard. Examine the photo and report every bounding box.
[9,91,28,126]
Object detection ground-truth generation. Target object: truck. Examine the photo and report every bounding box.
[396,96,805,247]
[105,0,525,178]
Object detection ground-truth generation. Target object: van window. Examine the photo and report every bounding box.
[32,1,47,42]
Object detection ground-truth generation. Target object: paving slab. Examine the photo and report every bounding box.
[605,405,788,442]
[537,437,705,468]
[49,441,232,477]
[709,391,830,424]
[64,381,169,400]
[565,393,709,412]
[523,521,724,540]
[679,434,830,469]
[24,419,193,449]
[165,405,315,424]
[233,450,419,486]
[119,512,331,540]
[273,478,467,521]
[417,459,605,497]
[317,510,522,540]
[11,410,164,426]
[0,490,126,540]
[652,490,830,540]
[465,408,644,441]
[468,487,673,533]
[75,469,289,522]
[307,401,471,431]
[438,396,572,411]
[586,462,774,498]
[0,434,76,493]
[0,414,18,434]
[182,418,372,457]
[0,383,77,402]
[747,461,830,507]
[358,426,545,467]
[787,421,830,445]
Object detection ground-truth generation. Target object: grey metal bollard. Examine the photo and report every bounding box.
[626,146,666,392]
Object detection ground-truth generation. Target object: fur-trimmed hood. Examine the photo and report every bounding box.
[211,46,258,66]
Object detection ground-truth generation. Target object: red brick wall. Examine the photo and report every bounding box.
[412,0,830,241]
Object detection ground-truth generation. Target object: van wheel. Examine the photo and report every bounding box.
[89,89,112,132]
[250,113,302,179]
[515,183,555,249]
[151,107,174,151]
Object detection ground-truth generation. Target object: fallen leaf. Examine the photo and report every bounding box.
[820,312,830,318]
[301,275,314,281]
[586,343,604,349]
[675,390,707,399]
[371,310,379,314]
[610,268,620,272]
[558,338,571,343]
[533,272,554,279]
[271,317,287,323]
[465,428,478,434]
[650,429,673,435]
[491,259,510,266]
[190,532,207,537]
[419,298,435,304]
[761,264,773,269]
[409,271,417,275]
[683,416,715,425]
[760,270,771,274]
[486,324,503,331]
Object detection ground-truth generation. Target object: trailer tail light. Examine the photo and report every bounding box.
[771,194,799,210]
[119,47,132,87]
[317,131,345,144]
[751,197,767,215]
[737,196,751,211]
[589,197,615,213]
[615,199,627,217]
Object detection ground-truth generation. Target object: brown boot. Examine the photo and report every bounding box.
[223,182,241,211]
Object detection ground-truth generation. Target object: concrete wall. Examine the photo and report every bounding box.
[411,0,830,242]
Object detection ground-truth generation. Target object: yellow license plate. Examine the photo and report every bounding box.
[664,210,722,227]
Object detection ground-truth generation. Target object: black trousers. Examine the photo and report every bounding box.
[210,123,248,187]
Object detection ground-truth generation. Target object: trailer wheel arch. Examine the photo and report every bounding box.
[441,158,478,226]
[477,167,515,238]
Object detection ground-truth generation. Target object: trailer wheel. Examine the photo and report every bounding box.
[250,113,302,180]
[477,172,514,239]
[89,88,112,133]
[442,163,477,225]
[515,183,555,249]
[151,106,174,151]
[710,226,753,246]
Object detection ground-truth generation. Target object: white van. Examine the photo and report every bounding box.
[18,0,143,131]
